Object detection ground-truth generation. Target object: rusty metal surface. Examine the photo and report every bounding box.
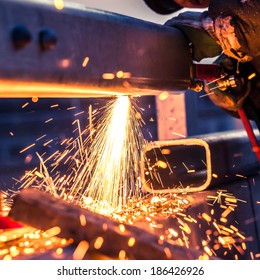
[0,0,191,98]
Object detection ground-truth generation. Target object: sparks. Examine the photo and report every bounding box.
[1,96,255,261]
[54,0,64,10]
[19,143,36,154]
[75,96,144,214]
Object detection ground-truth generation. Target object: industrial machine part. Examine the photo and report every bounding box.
[190,54,260,163]
[0,0,191,98]
[141,130,260,193]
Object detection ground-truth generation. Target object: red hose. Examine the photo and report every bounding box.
[237,107,260,164]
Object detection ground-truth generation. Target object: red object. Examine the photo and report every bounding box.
[238,107,260,164]
[0,215,23,229]
[194,64,221,82]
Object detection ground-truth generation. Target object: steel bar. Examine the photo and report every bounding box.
[0,0,191,98]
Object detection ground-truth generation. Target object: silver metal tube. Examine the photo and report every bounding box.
[0,0,192,98]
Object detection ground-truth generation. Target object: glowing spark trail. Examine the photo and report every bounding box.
[69,96,144,214]
[84,96,130,212]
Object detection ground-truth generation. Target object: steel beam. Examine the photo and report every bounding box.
[0,0,191,98]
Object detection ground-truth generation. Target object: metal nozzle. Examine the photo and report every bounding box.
[216,75,238,91]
